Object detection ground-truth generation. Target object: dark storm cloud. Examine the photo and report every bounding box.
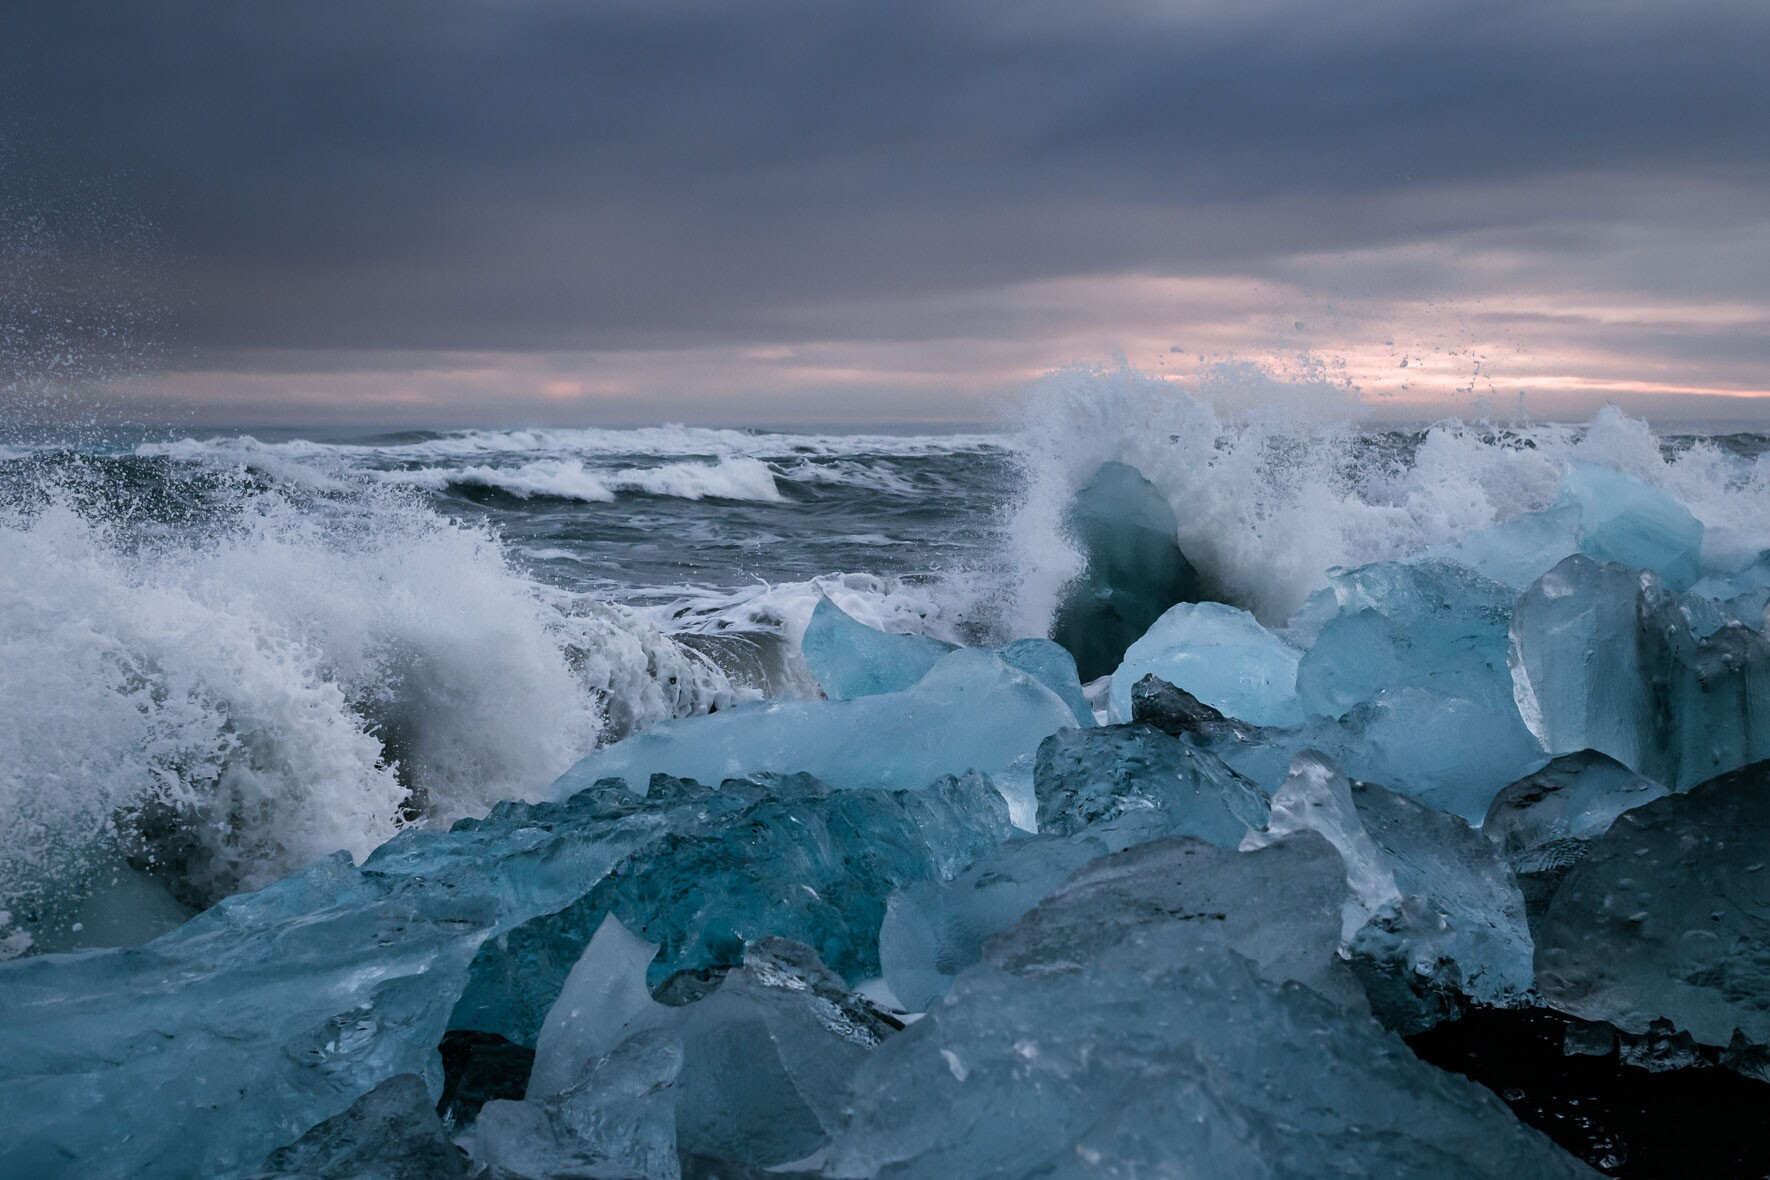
[3,0,1767,356]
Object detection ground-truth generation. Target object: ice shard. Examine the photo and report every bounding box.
[1247,752,1535,1029]
[800,596,956,700]
[1560,460,1703,591]
[1108,600,1305,727]
[1482,750,1669,923]
[1050,460,1202,681]
[549,647,1077,823]
[256,1074,464,1180]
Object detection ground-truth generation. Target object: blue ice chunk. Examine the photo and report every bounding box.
[1417,504,1583,590]
[1510,554,1770,788]
[1295,560,1519,720]
[1051,460,1202,681]
[0,766,1003,1179]
[997,637,1094,727]
[1560,460,1704,591]
[452,771,1011,1047]
[1537,759,1770,1052]
[878,832,1109,1011]
[1482,750,1669,925]
[831,836,1589,1179]
[1247,752,1535,1030]
[1108,600,1304,727]
[800,596,956,700]
[1034,723,1269,848]
[1690,549,1770,626]
[550,647,1077,824]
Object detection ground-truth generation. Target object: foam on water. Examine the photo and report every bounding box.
[1001,365,1770,632]
[0,469,741,944]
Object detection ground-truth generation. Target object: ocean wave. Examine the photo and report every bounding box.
[382,455,784,503]
[0,472,745,943]
[1000,364,1770,633]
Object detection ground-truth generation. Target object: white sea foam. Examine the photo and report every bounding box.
[0,476,742,930]
[1000,364,1770,633]
[382,456,783,502]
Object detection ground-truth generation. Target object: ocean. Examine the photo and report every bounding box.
[6,369,1770,939]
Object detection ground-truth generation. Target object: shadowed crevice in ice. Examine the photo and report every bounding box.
[1050,460,1204,682]
[1408,1007,1770,1178]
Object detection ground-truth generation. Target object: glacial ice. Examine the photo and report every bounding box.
[549,647,1078,824]
[1482,750,1669,923]
[798,597,1093,726]
[1050,460,1201,680]
[1536,759,1770,1051]
[829,836,1591,1179]
[0,767,1004,1178]
[1246,752,1534,1028]
[1294,560,1519,719]
[800,596,955,700]
[1510,554,1770,788]
[472,933,899,1176]
[452,771,1011,1046]
[1560,460,1704,591]
[1108,600,1305,727]
[1033,722,1269,847]
[256,1073,464,1180]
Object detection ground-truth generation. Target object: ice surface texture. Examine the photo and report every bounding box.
[1537,759,1770,1051]
[1510,554,1770,789]
[831,837,1591,1179]
[1109,600,1304,727]
[550,646,1077,827]
[0,769,1007,1178]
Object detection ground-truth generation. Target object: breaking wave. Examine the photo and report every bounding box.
[0,466,742,930]
[1001,365,1770,635]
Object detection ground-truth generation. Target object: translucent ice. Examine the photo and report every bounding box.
[1033,723,1269,848]
[550,647,1078,823]
[878,832,1110,1012]
[800,596,956,700]
[1419,503,1583,590]
[0,767,1002,1178]
[1247,752,1534,1027]
[1294,560,1519,719]
[475,935,900,1175]
[452,771,1011,1047]
[1537,760,1770,1051]
[1482,750,1669,923]
[829,836,1589,1179]
[1108,600,1304,727]
[1510,554,1770,788]
[996,637,1094,728]
[1560,460,1704,591]
[1051,460,1202,681]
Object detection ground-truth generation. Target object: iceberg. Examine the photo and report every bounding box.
[1050,460,1202,680]
[452,771,1010,1046]
[1510,554,1770,788]
[256,1074,464,1180]
[1560,460,1703,591]
[1033,722,1269,847]
[1108,600,1305,727]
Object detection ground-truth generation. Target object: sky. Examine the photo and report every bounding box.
[4,0,1769,426]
